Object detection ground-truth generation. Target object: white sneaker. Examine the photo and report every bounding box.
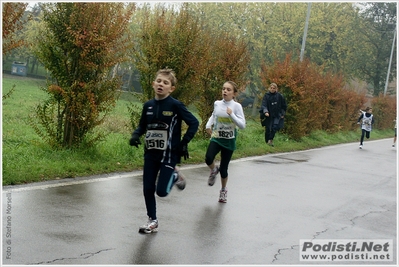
[359,145,363,149]
[208,166,219,186]
[219,188,228,203]
[139,217,158,234]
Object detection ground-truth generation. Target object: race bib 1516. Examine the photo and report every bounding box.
[145,130,168,150]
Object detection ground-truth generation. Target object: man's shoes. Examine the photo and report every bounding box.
[219,188,228,203]
[139,217,158,234]
[359,144,363,149]
[208,166,219,186]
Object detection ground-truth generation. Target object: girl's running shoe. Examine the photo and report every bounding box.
[219,188,228,203]
[208,166,219,186]
[139,217,158,234]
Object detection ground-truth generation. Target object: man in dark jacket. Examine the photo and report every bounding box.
[259,83,287,146]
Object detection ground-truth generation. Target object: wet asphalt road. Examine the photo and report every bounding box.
[2,139,397,265]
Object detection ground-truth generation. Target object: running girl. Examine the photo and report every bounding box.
[205,81,246,203]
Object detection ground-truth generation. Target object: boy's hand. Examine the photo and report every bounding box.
[179,139,189,160]
[129,134,141,148]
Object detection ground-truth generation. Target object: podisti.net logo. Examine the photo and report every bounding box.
[299,239,393,262]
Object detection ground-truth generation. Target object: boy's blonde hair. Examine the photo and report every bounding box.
[155,68,177,86]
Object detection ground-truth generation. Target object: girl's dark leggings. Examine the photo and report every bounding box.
[205,141,234,179]
[360,129,370,145]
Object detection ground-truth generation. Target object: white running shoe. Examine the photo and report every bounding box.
[139,217,158,234]
[219,188,228,203]
[359,145,363,149]
[208,166,219,186]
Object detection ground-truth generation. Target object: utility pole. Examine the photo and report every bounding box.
[384,25,396,96]
[300,3,312,62]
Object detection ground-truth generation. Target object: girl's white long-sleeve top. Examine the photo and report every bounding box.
[206,99,246,132]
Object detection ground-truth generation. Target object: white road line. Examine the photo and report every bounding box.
[2,173,141,193]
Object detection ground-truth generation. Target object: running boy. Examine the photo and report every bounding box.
[357,107,374,149]
[129,68,199,234]
[205,81,246,203]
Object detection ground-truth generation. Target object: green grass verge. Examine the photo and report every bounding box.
[2,75,394,186]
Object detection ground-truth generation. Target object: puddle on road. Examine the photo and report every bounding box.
[253,154,309,164]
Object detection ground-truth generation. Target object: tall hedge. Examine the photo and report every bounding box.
[371,94,397,130]
[260,54,368,140]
